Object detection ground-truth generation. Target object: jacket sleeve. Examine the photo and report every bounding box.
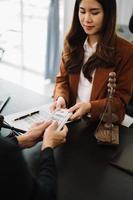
[53,56,70,105]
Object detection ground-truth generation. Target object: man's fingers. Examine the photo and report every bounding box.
[40,120,52,129]
[29,121,44,129]
[60,125,68,136]
[48,121,58,130]
[62,138,66,143]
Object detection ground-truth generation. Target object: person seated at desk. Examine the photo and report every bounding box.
[50,0,133,124]
[0,120,68,200]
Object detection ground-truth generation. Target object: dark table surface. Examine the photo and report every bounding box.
[55,120,133,200]
[0,78,51,136]
[1,78,133,200]
[0,78,51,115]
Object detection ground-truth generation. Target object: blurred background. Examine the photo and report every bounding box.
[0,0,133,97]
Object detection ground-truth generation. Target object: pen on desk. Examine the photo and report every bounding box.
[14,110,39,121]
[0,96,11,113]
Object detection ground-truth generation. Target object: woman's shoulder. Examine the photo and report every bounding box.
[114,36,133,67]
[116,36,133,55]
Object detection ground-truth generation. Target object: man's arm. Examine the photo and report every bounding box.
[14,121,67,200]
[0,134,57,200]
[32,121,68,200]
[0,136,35,199]
[33,148,57,200]
[2,121,67,200]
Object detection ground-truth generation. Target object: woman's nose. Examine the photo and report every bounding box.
[84,13,93,23]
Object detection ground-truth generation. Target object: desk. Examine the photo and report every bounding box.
[0,78,51,136]
[1,79,133,200]
[0,79,51,115]
[56,121,133,200]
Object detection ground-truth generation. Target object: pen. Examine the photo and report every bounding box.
[14,110,39,121]
[0,96,11,113]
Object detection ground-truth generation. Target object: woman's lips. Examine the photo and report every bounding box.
[84,25,95,30]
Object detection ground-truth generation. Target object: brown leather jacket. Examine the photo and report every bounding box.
[53,36,133,123]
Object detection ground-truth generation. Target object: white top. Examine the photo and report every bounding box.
[76,39,97,103]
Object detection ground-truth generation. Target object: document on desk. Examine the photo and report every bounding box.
[5,104,72,132]
[121,114,133,127]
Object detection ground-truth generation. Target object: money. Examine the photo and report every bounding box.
[5,104,73,132]
[49,109,72,131]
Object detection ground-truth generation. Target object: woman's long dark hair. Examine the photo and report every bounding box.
[63,0,117,81]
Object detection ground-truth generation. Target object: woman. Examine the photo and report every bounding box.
[51,0,133,123]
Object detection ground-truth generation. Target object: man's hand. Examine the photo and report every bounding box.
[41,121,68,150]
[17,121,52,148]
[68,102,91,121]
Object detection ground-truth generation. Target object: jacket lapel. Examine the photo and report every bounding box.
[91,67,115,100]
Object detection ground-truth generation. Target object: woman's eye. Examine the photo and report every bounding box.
[91,12,100,15]
[79,10,85,14]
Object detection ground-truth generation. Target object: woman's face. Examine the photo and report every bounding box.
[78,0,104,36]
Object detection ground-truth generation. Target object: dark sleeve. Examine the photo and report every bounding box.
[0,136,57,200]
[33,147,57,200]
[9,136,57,200]
[0,136,35,200]
[7,134,19,144]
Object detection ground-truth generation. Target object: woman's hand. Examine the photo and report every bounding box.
[41,121,68,150]
[68,102,91,121]
[50,96,66,112]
